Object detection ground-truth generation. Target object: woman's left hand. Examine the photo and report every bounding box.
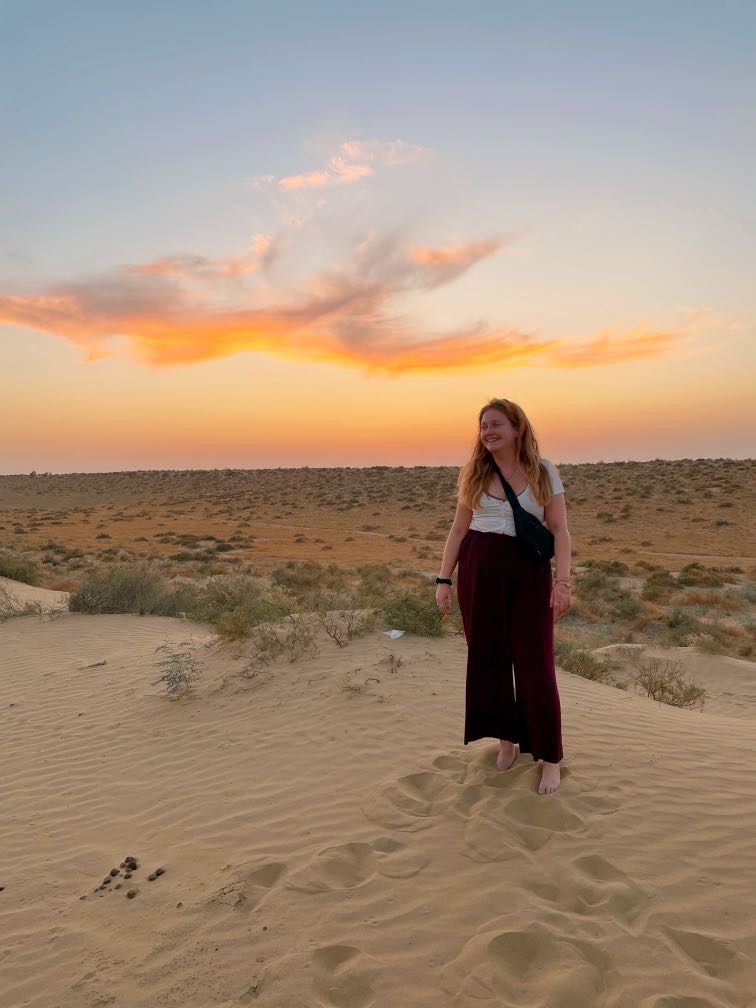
[550,581,572,620]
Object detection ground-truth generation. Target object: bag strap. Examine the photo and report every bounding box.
[491,461,525,514]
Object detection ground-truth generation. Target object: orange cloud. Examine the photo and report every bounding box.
[254,138,431,191]
[129,234,277,278]
[543,326,680,367]
[407,239,502,285]
[0,232,703,375]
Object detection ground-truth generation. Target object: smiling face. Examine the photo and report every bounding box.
[479,407,518,453]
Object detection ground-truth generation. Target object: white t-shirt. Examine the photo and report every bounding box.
[468,458,564,536]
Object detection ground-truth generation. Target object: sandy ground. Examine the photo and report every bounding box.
[0,575,69,610]
[1,585,755,1008]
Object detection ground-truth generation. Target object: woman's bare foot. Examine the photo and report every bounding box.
[538,761,560,795]
[496,740,518,771]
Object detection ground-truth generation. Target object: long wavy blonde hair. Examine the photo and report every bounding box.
[457,398,553,509]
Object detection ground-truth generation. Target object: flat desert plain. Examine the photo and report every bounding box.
[1,458,754,1008]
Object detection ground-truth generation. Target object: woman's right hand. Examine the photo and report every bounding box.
[435,583,453,617]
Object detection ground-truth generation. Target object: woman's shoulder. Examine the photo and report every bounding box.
[538,458,564,493]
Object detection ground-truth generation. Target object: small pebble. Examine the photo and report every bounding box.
[79,895,87,901]
[154,867,166,877]
[109,868,119,877]
[124,873,132,879]
[114,883,122,890]
[176,902,183,908]
[148,873,156,881]
[126,890,137,899]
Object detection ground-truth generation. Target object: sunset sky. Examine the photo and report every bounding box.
[1,1,754,473]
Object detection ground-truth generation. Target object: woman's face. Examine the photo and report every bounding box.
[479,408,518,452]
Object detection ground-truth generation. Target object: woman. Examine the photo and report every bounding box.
[435,398,572,795]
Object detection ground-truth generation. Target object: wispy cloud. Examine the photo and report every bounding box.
[0,232,713,375]
[253,138,431,191]
[129,234,278,279]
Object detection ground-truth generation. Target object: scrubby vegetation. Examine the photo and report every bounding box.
[151,642,204,697]
[634,658,706,710]
[554,642,627,688]
[1,458,752,671]
[0,549,40,585]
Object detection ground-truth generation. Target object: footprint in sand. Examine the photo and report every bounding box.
[441,921,612,1008]
[311,944,382,1008]
[207,860,286,911]
[285,837,429,894]
[460,789,587,862]
[661,926,748,984]
[361,767,459,831]
[523,853,648,930]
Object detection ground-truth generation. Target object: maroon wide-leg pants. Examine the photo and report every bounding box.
[457,528,564,763]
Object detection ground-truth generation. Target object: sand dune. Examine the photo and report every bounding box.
[0,575,69,611]
[1,606,754,1008]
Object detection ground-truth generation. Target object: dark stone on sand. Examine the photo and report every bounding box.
[109,868,119,877]
[127,890,137,899]
[80,895,87,900]
[155,867,165,877]
[125,856,137,865]
[124,872,132,879]
[114,883,122,890]
[148,873,156,881]
[176,902,183,908]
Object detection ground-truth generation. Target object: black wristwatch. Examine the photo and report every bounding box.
[435,577,452,585]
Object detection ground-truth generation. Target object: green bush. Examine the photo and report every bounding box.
[678,562,724,588]
[382,592,443,637]
[663,607,703,645]
[555,643,626,688]
[573,569,610,599]
[0,550,41,585]
[641,569,679,601]
[69,563,194,616]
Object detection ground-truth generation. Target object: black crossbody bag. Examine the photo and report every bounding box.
[491,461,555,563]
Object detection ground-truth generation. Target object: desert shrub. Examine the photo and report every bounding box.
[573,569,609,598]
[554,643,626,688]
[382,592,443,637]
[0,550,40,585]
[246,612,319,665]
[678,562,724,588]
[0,584,45,621]
[211,584,297,641]
[271,559,324,595]
[641,569,679,601]
[588,558,630,576]
[69,563,173,615]
[310,589,377,647]
[634,658,706,710]
[663,608,703,645]
[152,642,203,697]
[188,572,264,624]
[356,563,393,606]
[607,594,642,621]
